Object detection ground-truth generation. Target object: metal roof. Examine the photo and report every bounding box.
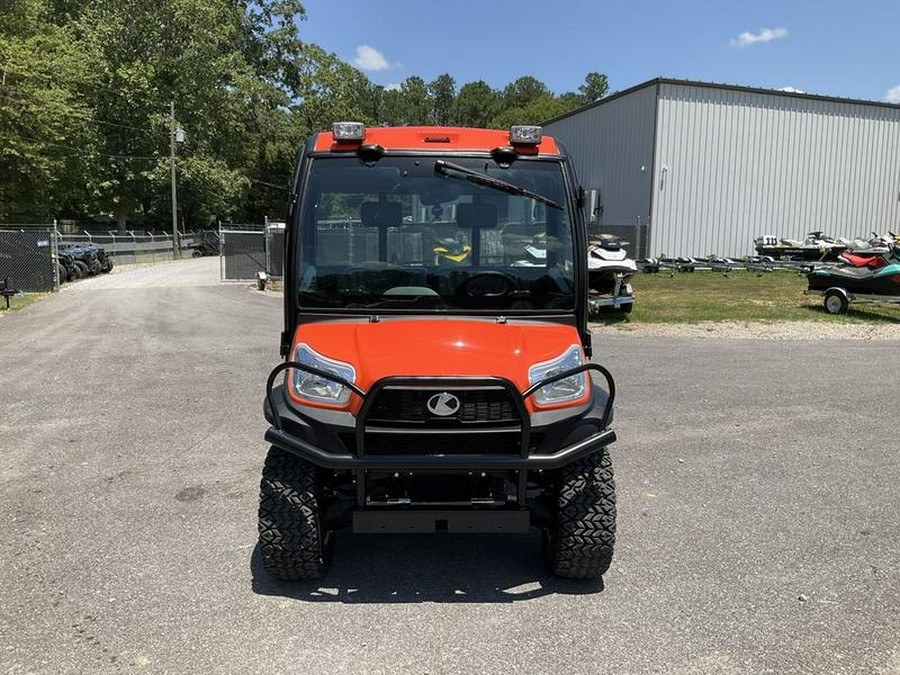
[543,77,900,126]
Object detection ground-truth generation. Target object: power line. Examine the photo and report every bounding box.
[0,64,164,107]
[0,90,157,134]
[12,132,160,162]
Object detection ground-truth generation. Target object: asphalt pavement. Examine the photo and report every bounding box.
[1,258,898,674]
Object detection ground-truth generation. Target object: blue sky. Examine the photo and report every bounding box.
[300,0,900,103]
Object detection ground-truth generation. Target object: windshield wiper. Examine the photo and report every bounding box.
[434,160,563,210]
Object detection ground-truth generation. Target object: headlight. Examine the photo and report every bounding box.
[290,343,356,405]
[528,345,588,406]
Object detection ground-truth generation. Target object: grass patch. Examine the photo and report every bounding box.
[592,270,900,324]
[0,292,47,315]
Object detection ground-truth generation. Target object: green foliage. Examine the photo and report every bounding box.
[579,72,609,103]
[455,80,499,128]
[428,74,456,125]
[1,1,608,227]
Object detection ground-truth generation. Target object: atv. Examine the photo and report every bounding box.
[58,250,79,283]
[188,229,220,258]
[61,243,101,276]
[258,123,618,581]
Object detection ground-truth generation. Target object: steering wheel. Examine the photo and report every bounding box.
[456,271,518,298]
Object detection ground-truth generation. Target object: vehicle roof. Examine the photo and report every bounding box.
[312,126,560,156]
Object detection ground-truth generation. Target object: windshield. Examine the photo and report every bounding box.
[296,156,575,312]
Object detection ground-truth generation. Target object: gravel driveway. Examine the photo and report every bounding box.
[1,258,898,674]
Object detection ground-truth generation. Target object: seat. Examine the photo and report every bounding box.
[456,203,498,229]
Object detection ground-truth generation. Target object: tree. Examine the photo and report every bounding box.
[456,80,499,128]
[2,3,614,227]
[0,0,101,221]
[501,75,549,109]
[428,74,456,125]
[399,76,429,126]
[579,72,609,103]
[491,94,573,129]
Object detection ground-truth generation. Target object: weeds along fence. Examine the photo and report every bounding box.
[0,224,204,293]
[219,221,285,281]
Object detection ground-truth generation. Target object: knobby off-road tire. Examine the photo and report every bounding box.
[258,446,331,580]
[545,446,616,579]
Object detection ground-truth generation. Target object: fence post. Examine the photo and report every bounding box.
[219,220,224,281]
[52,220,60,290]
[264,216,271,276]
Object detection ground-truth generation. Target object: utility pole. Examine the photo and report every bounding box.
[170,100,179,259]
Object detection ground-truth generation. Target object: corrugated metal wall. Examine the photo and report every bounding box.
[652,84,900,257]
[545,85,657,257]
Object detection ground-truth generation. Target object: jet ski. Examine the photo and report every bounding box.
[838,231,900,268]
[755,231,848,261]
[806,244,900,314]
[587,234,636,313]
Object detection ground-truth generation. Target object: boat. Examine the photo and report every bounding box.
[754,231,848,261]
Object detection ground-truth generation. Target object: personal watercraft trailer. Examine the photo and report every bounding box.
[806,245,900,314]
[587,235,635,313]
[258,123,618,581]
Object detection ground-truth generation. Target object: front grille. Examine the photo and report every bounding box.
[367,387,519,425]
[364,431,521,455]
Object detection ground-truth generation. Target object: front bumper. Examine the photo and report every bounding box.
[263,362,616,471]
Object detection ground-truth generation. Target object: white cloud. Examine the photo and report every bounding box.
[886,85,900,104]
[353,44,391,71]
[384,83,401,91]
[732,27,789,47]
[777,86,805,94]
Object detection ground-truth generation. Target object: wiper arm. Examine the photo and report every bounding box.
[434,160,563,210]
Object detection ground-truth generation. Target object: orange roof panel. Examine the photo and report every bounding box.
[313,126,560,155]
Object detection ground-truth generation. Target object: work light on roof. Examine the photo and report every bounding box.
[510,125,542,145]
[332,122,366,142]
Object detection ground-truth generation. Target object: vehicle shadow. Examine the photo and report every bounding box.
[587,310,631,326]
[801,304,900,322]
[249,532,604,604]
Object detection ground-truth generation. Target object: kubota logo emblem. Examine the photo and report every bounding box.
[426,392,461,417]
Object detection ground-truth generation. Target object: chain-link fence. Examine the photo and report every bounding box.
[59,231,202,264]
[220,221,286,281]
[220,224,266,281]
[0,224,207,293]
[0,225,59,292]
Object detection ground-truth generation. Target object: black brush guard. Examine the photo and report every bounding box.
[264,361,616,472]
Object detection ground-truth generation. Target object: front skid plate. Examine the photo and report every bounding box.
[353,508,530,534]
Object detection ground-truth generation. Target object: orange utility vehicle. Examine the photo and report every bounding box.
[259,123,617,580]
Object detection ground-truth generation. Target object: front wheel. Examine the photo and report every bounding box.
[258,447,331,580]
[543,446,616,579]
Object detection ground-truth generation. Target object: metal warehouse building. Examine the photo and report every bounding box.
[543,78,900,258]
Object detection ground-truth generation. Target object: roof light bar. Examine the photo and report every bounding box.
[510,125,542,145]
[332,122,366,142]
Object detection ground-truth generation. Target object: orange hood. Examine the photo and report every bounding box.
[291,319,585,412]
